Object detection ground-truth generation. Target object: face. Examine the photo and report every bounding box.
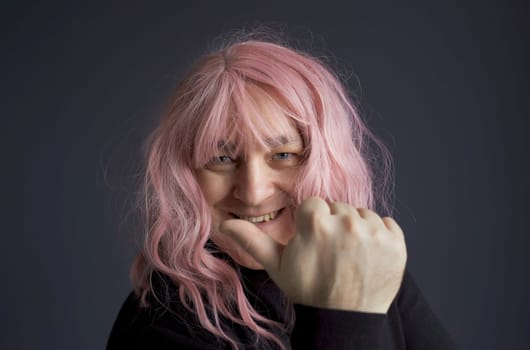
[195,109,304,269]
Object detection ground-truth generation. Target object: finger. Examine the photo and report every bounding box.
[329,202,360,217]
[356,208,385,227]
[295,197,330,235]
[381,217,405,237]
[219,219,282,272]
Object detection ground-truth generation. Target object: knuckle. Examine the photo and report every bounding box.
[309,210,321,228]
[297,197,328,219]
[382,217,404,236]
[341,214,356,231]
[356,207,369,216]
[357,207,374,215]
[330,201,350,214]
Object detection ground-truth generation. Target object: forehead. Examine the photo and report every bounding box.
[222,84,303,148]
[193,82,305,166]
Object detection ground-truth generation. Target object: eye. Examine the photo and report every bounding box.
[270,152,301,168]
[204,155,236,170]
[273,152,294,160]
[210,155,233,164]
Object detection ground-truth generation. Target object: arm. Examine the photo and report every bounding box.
[218,197,457,349]
[397,271,458,350]
[289,270,458,350]
[221,197,407,349]
[220,198,407,313]
[290,304,387,349]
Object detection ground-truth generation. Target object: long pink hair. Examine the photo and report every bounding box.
[130,36,394,349]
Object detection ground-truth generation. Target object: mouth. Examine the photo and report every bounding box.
[230,208,285,224]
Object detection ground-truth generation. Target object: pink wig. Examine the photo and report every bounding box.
[130,37,394,349]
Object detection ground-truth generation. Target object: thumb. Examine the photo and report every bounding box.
[219,219,282,272]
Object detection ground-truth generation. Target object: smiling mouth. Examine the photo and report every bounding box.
[231,209,284,223]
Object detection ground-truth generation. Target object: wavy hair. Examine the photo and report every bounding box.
[130,35,394,349]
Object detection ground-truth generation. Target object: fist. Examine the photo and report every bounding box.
[220,197,407,313]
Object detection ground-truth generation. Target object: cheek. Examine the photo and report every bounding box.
[196,171,231,204]
[277,207,297,243]
[279,168,299,192]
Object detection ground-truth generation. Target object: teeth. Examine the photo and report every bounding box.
[240,210,279,223]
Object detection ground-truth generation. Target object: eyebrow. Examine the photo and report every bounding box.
[217,135,301,152]
[216,141,236,153]
[264,135,302,148]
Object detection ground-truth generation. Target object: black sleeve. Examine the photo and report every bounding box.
[289,270,458,350]
[397,271,459,350]
[290,304,387,349]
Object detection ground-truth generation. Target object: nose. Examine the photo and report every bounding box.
[233,158,275,206]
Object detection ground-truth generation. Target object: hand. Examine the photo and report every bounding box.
[220,197,407,313]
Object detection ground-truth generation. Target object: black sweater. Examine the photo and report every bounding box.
[107,267,457,349]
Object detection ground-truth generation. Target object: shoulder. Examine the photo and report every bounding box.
[106,275,222,349]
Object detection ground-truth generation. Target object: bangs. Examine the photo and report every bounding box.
[192,80,306,167]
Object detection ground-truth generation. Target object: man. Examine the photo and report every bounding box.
[108,36,457,349]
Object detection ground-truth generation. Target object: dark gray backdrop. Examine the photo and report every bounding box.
[3,1,529,349]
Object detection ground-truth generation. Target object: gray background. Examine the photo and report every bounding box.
[3,1,529,349]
